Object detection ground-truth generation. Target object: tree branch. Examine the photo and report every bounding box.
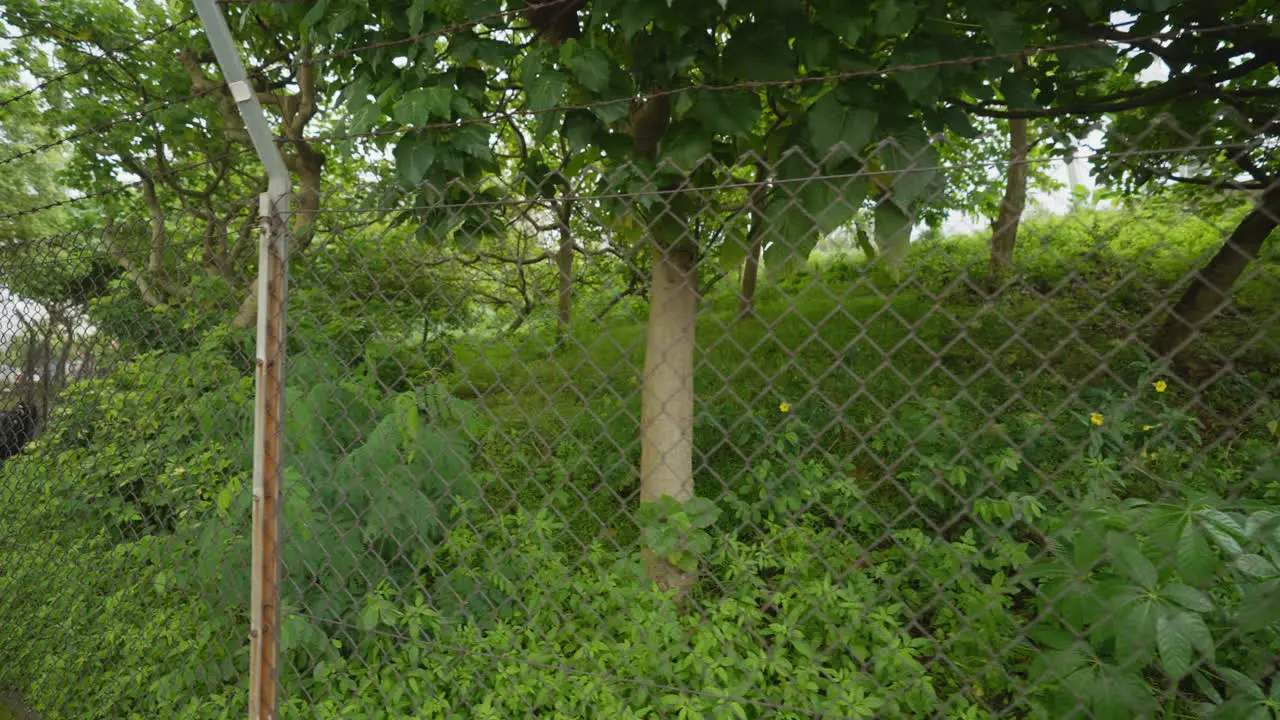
[1156,169,1267,190]
[102,216,163,307]
[289,40,319,137]
[958,55,1272,119]
[118,154,184,301]
[179,48,252,145]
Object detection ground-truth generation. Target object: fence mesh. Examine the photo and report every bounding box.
[1,2,1279,719]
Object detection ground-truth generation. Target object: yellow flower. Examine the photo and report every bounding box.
[779,402,791,413]
[1142,425,1153,431]
[1090,412,1104,426]
[1153,380,1167,393]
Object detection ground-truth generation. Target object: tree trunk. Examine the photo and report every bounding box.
[555,201,574,347]
[1150,183,1280,362]
[739,240,762,317]
[232,148,324,329]
[854,227,878,260]
[737,164,770,318]
[639,244,699,596]
[989,116,1029,288]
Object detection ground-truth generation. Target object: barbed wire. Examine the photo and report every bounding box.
[0,44,302,171]
[296,20,1271,146]
[0,137,1254,227]
[2,12,1261,186]
[0,13,199,112]
[0,147,258,222]
[0,16,1266,233]
[318,0,583,62]
[303,143,1257,216]
[0,0,581,169]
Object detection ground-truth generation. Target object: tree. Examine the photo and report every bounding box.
[2,1,256,308]
[304,0,1046,592]
[0,67,71,249]
[989,114,1030,283]
[951,2,1279,361]
[0,0,338,331]
[736,162,769,318]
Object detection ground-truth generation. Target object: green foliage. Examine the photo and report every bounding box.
[1025,498,1280,719]
[273,510,953,719]
[636,495,721,573]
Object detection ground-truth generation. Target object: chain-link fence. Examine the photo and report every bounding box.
[2,2,1279,719]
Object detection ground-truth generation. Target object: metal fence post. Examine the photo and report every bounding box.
[248,186,289,720]
[191,2,292,718]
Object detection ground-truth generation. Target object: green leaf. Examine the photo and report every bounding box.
[890,49,940,104]
[1157,610,1194,678]
[668,549,698,573]
[359,603,381,631]
[644,526,680,557]
[721,22,796,82]
[216,485,233,515]
[452,124,493,162]
[685,497,722,529]
[592,99,631,124]
[1074,529,1106,571]
[1244,510,1280,541]
[1114,597,1159,666]
[535,109,564,144]
[461,0,501,17]
[1043,646,1091,682]
[1109,531,1158,589]
[327,9,357,36]
[565,47,612,93]
[762,153,867,277]
[1162,583,1214,613]
[875,128,942,209]
[1000,73,1037,109]
[796,27,836,68]
[393,392,422,459]
[617,2,656,40]
[422,87,454,120]
[393,133,436,187]
[1200,509,1245,557]
[717,221,753,273]
[1127,53,1155,75]
[1239,580,1280,632]
[1097,666,1158,720]
[691,90,761,138]
[301,0,330,28]
[806,94,877,167]
[408,0,428,35]
[563,110,600,153]
[1060,44,1118,72]
[1233,553,1278,579]
[873,201,911,279]
[812,0,867,45]
[1176,520,1217,586]
[394,87,453,125]
[937,105,980,138]
[527,69,567,112]
[982,12,1024,53]
[658,124,711,171]
[1217,668,1265,702]
[873,0,919,35]
[1181,611,1214,664]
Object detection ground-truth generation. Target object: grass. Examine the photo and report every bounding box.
[436,228,1280,552]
